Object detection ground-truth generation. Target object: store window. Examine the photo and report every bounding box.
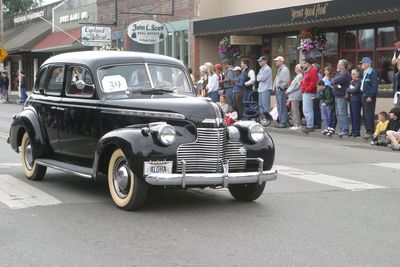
[156,30,189,67]
[323,32,339,68]
[271,36,298,76]
[358,29,374,49]
[377,27,396,48]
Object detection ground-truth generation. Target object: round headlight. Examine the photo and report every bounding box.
[248,123,265,143]
[227,126,240,142]
[157,124,176,145]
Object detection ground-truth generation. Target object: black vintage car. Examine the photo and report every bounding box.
[8,51,277,210]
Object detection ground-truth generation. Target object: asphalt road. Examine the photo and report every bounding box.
[0,103,399,267]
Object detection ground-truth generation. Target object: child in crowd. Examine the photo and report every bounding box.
[370,111,389,145]
[218,95,229,114]
[386,107,400,132]
[386,130,400,150]
[225,106,238,125]
[315,80,335,136]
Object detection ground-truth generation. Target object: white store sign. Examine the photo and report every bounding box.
[81,26,112,47]
[127,20,168,45]
[60,11,89,24]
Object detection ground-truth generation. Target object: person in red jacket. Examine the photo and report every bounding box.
[300,57,318,132]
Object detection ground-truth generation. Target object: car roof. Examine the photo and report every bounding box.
[42,51,185,69]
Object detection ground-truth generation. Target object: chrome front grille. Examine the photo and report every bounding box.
[177,128,246,173]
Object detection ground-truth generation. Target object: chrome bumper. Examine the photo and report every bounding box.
[144,158,277,188]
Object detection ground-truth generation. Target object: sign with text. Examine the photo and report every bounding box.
[0,47,9,62]
[81,26,112,47]
[127,20,168,45]
[290,3,329,21]
[14,10,45,25]
[230,35,263,45]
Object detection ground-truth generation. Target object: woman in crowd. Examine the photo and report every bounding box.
[286,64,304,130]
[346,68,362,137]
[206,64,219,102]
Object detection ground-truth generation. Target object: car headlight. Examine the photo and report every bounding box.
[227,126,240,142]
[157,124,176,145]
[248,123,265,143]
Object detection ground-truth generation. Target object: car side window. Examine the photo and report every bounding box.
[33,67,48,94]
[66,66,94,97]
[45,66,64,96]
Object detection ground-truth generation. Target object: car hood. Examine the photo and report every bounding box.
[102,95,224,127]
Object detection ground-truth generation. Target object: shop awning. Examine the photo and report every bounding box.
[193,0,400,36]
[4,21,51,53]
[32,28,82,52]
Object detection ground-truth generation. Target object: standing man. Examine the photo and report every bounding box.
[273,56,290,128]
[256,56,273,114]
[222,59,235,108]
[332,59,351,137]
[392,39,400,102]
[300,57,318,132]
[240,59,255,102]
[360,57,379,139]
[0,72,4,103]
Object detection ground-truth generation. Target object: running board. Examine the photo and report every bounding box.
[35,159,93,179]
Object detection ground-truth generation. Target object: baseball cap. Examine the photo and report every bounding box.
[233,66,242,71]
[359,57,372,64]
[215,63,222,71]
[257,56,267,62]
[273,56,285,62]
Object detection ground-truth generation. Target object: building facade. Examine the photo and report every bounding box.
[194,0,400,93]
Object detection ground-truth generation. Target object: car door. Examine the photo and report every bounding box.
[29,65,65,154]
[58,65,100,166]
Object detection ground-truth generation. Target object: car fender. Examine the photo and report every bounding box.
[92,125,196,180]
[9,106,49,158]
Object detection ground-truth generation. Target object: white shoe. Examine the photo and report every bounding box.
[290,126,300,130]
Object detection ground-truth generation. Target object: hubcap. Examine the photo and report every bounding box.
[24,141,34,170]
[113,158,131,198]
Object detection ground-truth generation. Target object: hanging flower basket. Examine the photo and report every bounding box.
[298,29,326,55]
[218,36,240,61]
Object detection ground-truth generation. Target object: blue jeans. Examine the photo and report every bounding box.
[225,88,234,107]
[349,100,362,135]
[276,90,288,125]
[258,90,271,114]
[20,87,28,104]
[209,91,219,102]
[335,97,349,133]
[302,93,314,128]
[321,104,335,130]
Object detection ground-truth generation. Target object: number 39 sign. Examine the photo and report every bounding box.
[101,75,128,93]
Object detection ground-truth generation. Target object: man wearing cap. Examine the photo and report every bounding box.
[360,57,378,139]
[256,56,273,114]
[273,56,290,128]
[392,39,400,101]
[300,57,319,132]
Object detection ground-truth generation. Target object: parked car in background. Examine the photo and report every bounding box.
[8,51,277,210]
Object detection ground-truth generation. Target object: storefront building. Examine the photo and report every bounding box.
[3,2,61,92]
[194,0,400,93]
[32,0,99,54]
[96,0,199,68]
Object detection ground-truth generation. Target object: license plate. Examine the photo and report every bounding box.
[144,161,173,175]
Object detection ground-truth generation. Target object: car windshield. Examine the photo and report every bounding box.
[98,64,193,99]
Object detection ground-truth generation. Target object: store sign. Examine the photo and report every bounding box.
[60,11,89,24]
[127,20,167,45]
[81,26,112,47]
[291,3,329,21]
[14,10,45,24]
[230,35,262,45]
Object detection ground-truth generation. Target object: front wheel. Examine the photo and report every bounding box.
[228,182,266,201]
[108,149,148,211]
[20,132,46,181]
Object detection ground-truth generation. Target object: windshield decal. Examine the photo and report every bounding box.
[101,75,128,93]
